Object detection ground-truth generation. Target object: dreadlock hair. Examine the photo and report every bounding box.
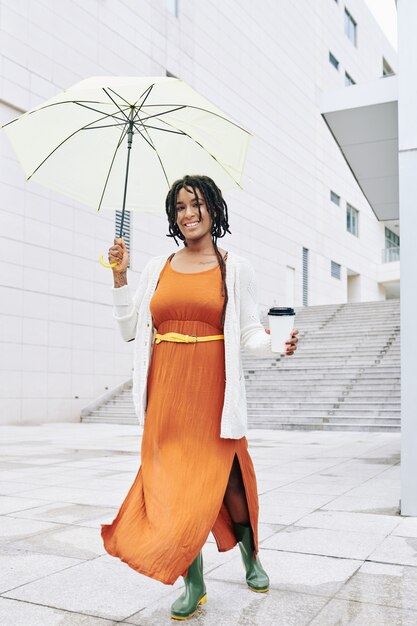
[165,174,232,329]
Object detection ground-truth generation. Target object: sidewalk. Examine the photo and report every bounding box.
[0,423,414,625]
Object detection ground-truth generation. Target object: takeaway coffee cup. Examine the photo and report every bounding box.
[268,307,296,354]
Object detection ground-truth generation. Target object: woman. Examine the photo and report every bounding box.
[101,174,299,620]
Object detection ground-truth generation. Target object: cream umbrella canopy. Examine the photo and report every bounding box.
[1,76,252,266]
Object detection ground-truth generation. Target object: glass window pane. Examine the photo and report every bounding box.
[331,261,341,279]
[166,0,179,17]
[347,204,359,237]
[330,190,340,205]
[345,72,355,86]
[344,9,357,46]
[329,51,339,70]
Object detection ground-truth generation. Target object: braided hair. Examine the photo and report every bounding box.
[165,174,232,328]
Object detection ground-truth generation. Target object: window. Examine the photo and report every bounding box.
[166,0,179,17]
[330,190,340,206]
[302,248,309,307]
[344,8,357,46]
[345,71,356,86]
[115,210,131,266]
[385,227,400,248]
[382,58,394,77]
[384,227,400,261]
[347,203,359,237]
[331,260,341,279]
[329,51,339,70]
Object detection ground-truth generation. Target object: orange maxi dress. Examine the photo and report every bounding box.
[101,253,260,585]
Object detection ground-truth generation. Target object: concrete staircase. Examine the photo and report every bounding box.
[81,299,400,432]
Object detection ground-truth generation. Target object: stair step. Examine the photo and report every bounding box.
[248,416,400,426]
[248,408,400,416]
[249,423,400,432]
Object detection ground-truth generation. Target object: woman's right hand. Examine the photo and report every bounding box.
[108,237,129,273]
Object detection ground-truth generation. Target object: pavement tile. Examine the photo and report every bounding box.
[273,479,361,496]
[335,561,417,610]
[0,453,70,465]
[292,510,402,535]
[3,555,181,621]
[0,495,53,514]
[206,548,361,597]
[309,597,417,625]
[0,545,81,593]
[322,493,401,516]
[8,522,106,559]
[259,489,334,509]
[367,535,417,567]
[356,448,400,463]
[0,480,42,495]
[37,469,127,485]
[341,483,400,499]
[258,504,318,525]
[256,478,295,494]
[15,485,128,507]
[4,502,117,526]
[59,476,135,491]
[0,515,58,543]
[0,467,116,486]
[261,526,386,560]
[255,467,314,481]
[123,580,328,626]
[0,597,118,626]
[390,516,417,538]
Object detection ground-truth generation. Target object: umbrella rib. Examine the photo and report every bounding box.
[97,124,130,212]
[142,104,252,134]
[105,87,132,108]
[27,112,129,180]
[132,122,157,151]
[103,88,131,122]
[154,116,244,188]
[75,101,130,124]
[138,105,187,124]
[83,122,131,130]
[133,83,154,110]
[1,100,128,129]
[141,124,186,135]
[135,113,170,187]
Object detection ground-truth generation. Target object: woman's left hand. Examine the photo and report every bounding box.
[265,328,299,356]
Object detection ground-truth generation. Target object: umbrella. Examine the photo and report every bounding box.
[1,76,252,267]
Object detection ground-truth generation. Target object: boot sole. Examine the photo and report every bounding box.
[247,584,269,593]
[171,594,207,620]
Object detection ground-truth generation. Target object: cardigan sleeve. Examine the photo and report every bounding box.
[239,259,275,358]
[111,259,153,342]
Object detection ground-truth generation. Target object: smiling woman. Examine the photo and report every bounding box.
[164,175,232,329]
[102,174,298,621]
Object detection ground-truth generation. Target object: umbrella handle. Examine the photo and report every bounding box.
[99,255,118,269]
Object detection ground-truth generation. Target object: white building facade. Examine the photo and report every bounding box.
[0,0,398,425]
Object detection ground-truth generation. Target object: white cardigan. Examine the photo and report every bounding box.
[111,250,275,439]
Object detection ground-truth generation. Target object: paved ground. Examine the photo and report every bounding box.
[0,423,415,625]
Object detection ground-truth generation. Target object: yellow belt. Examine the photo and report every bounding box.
[153,331,224,344]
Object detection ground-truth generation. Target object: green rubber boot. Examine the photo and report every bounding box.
[170,551,207,620]
[233,522,269,592]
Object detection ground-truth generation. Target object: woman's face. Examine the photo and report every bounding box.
[175,185,215,241]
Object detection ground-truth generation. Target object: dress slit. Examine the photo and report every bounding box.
[233,450,259,556]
